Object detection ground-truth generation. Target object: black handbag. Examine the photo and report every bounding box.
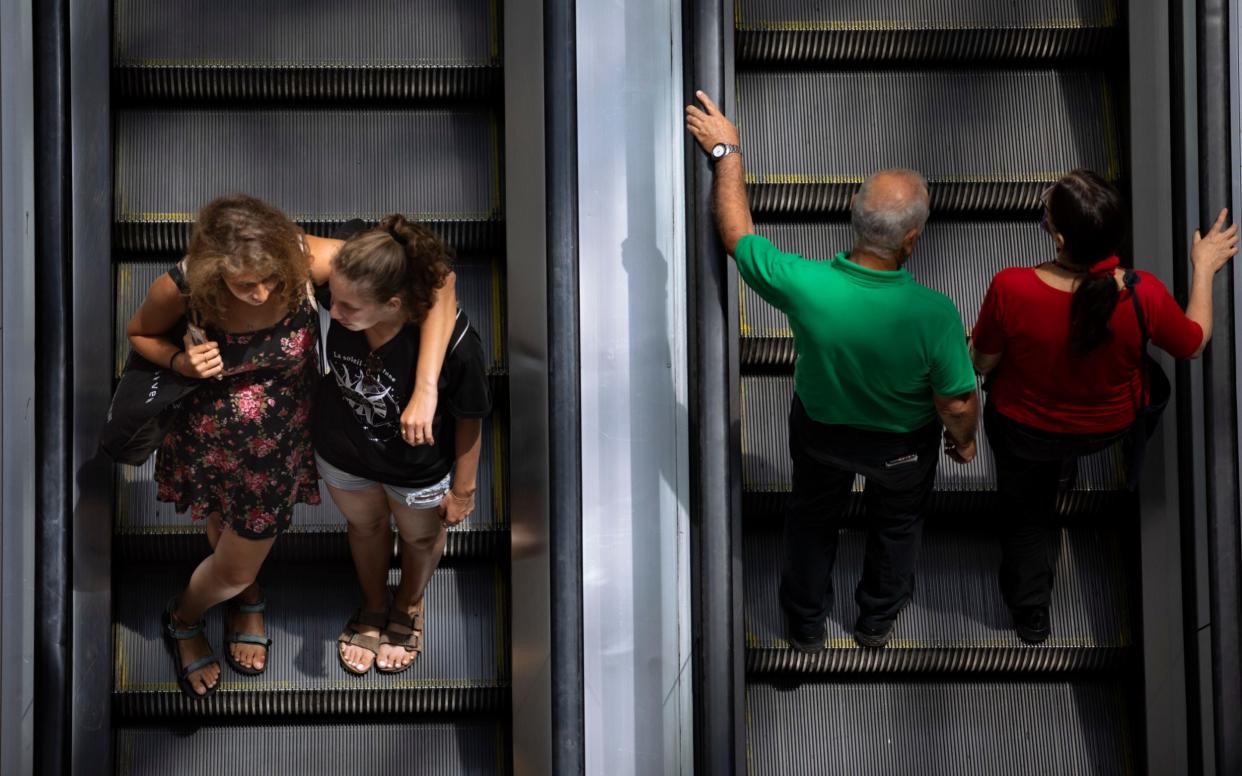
[98,263,203,465]
[1121,270,1172,490]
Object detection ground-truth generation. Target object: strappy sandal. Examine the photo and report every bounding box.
[378,599,424,674]
[223,595,272,676]
[161,597,221,699]
[338,609,387,676]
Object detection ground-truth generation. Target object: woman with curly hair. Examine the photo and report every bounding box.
[126,195,457,697]
[315,215,490,675]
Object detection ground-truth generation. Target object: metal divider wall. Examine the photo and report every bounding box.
[99,2,512,772]
[722,2,1146,773]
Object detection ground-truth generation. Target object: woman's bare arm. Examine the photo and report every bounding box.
[304,234,345,286]
[401,271,458,445]
[126,274,222,378]
[440,417,482,527]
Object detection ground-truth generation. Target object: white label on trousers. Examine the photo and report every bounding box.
[884,453,919,468]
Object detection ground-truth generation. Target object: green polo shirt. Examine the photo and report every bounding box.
[735,234,975,433]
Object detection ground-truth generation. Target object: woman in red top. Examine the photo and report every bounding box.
[971,169,1237,644]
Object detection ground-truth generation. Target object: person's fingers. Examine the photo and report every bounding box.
[696,90,720,115]
[1216,208,1229,229]
[685,105,706,120]
[1194,229,1202,245]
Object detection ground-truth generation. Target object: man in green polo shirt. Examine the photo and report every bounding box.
[686,91,979,650]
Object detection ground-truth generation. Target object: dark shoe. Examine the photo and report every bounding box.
[161,597,221,699]
[785,615,826,653]
[854,597,910,649]
[853,618,895,649]
[1013,606,1051,645]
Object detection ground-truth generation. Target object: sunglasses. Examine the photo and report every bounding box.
[360,351,385,394]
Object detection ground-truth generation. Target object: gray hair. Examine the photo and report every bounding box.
[850,169,930,253]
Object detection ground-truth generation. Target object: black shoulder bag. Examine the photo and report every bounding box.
[1122,270,1172,490]
[98,262,204,465]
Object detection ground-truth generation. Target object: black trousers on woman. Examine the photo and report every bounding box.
[983,401,1127,610]
[779,394,942,632]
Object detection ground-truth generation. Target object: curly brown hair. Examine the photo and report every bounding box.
[183,195,309,326]
[332,214,452,324]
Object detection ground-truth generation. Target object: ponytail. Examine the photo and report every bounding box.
[333,214,452,323]
[1044,170,1127,356]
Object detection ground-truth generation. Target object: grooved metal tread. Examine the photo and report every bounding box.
[116,720,506,776]
[114,258,510,377]
[114,110,501,253]
[741,375,1125,506]
[114,409,509,562]
[114,0,500,101]
[739,222,1052,363]
[745,529,1129,673]
[114,562,508,718]
[735,0,1117,63]
[746,680,1134,776]
[737,70,1119,214]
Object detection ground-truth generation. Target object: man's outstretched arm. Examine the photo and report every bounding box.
[685,90,754,255]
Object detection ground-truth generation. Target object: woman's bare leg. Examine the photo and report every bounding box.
[327,483,393,672]
[171,520,276,694]
[205,519,268,671]
[376,499,446,671]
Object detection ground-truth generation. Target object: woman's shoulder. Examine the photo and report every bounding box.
[1129,268,1172,297]
[985,265,1040,297]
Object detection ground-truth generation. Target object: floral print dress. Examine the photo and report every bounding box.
[155,293,321,539]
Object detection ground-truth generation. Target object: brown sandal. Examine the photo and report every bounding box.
[378,599,424,674]
[337,609,387,676]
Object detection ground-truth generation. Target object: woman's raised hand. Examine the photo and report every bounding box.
[178,331,224,379]
[1192,208,1240,274]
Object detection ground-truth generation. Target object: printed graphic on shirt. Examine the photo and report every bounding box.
[330,354,402,443]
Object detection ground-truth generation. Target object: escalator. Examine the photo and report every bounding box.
[107,2,510,771]
[730,2,1141,772]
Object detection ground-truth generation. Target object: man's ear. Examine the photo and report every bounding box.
[903,228,921,256]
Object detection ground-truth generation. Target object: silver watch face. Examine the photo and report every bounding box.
[711,144,726,158]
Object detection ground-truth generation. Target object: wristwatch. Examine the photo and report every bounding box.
[710,143,741,162]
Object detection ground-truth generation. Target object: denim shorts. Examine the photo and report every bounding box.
[314,452,451,510]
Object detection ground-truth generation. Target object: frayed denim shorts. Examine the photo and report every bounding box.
[314,452,451,510]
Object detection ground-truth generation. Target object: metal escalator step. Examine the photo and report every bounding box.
[746,680,1134,775]
[114,562,509,718]
[114,258,509,377]
[114,110,501,253]
[115,0,500,100]
[741,376,1127,515]
[114,411,509,562]
[744,529,1129,673]
[736,0,1117,63]
[739,222,1051,363]
[738,70,1120,215]
[116,720,506,776]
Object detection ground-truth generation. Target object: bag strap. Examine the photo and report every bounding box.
[1124,270,1150,408]
[169,258,204,330]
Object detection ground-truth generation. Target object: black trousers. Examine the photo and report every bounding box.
[984,401,1126,609]
[779,394,941,629]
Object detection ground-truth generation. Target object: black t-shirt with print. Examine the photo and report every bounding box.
[313,310,491,488]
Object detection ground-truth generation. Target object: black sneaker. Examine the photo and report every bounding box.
[854,596,910,649]
[853,617,895,649]
[785,617,826,653]
[1013,606,1051,645]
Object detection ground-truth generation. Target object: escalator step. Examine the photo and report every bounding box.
[114,411,508,562]
[746,680,1133,775]
[115,0,500,101]
[738,70,1119,215]
[114,110,501,253]
[116,720,505,775]
[744,529,1129,673]
[741,375,1126,515]
[739,222,1051,366]
[114,562,508,718]
[114,258,509,377]
[736,0,1117,63]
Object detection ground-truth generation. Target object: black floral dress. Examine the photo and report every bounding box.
[155,293,321,539]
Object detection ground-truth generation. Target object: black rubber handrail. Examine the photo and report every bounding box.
[545,0,585,772]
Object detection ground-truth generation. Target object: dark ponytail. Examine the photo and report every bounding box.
[332,214,452,324]
[1045,170,1126,355]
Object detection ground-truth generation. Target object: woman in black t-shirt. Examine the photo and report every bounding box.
[313,215,491,675]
